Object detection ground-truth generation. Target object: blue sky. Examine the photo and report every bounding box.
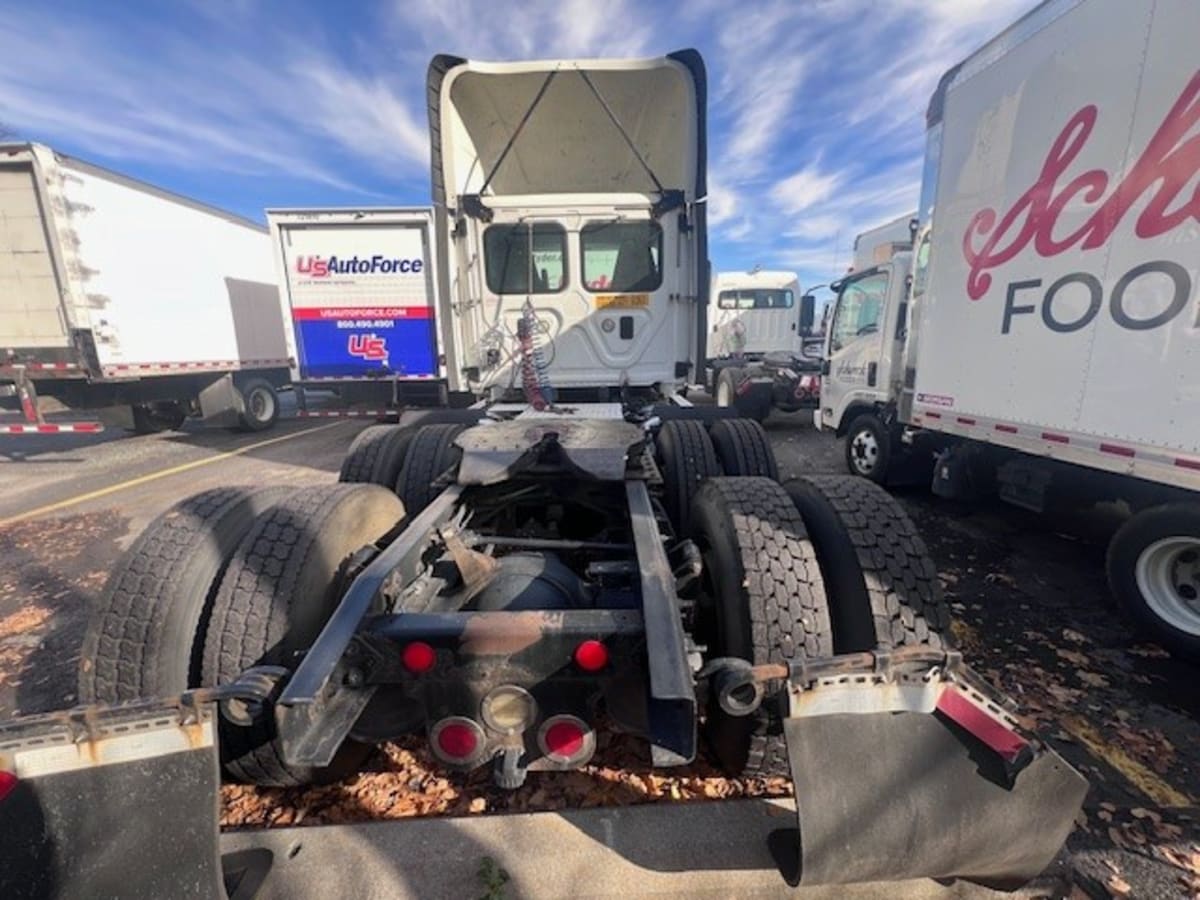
[0,0,1036,286]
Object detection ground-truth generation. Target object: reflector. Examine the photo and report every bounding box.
[574,640,609,672]
[402,641,437,674]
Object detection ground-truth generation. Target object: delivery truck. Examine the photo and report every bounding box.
[707,269,821,420]
[850,212,916,272]
[818,0,1200,659]
[267,208,454,418]
[0,143,290,434]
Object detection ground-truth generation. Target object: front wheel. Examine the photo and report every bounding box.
[1108,504,1200,662]
[843,413,891,484]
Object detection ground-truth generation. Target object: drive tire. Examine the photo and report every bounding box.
[709,418,778,479]
[690,477,833,776]
[786,475,951,652]
[715,367,770,422]
[339,425,395,483]
[236,378,279,432]
[79,486,295,703]
[844,413,891,484]
[131,401,187,434]
[395,423,466,516]
[1107,504,1200,662]
[657,419,721,536]
[202,484,406,786]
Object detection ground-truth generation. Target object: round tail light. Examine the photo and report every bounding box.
[402,641,437,674]
[537,715,596,768]
[574,640,609,672]
[430,717,486,767]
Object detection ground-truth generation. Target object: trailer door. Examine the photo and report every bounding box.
[0,162,68,350]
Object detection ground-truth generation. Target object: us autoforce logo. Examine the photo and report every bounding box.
[296,255,424,277]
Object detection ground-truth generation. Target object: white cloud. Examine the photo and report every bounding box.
[773,163,846,215]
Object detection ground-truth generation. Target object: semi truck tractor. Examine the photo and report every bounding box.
[707,270,821,420]
[818,0,1200,660]
[0,144,290,434]
[1,49,1085,897]
[268,208,457,419]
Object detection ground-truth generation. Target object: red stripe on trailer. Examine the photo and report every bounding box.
[1175,457,1200,471]
[298,410,391,418]
[1042,432,1069,444]
[1100,443,1136,458]
[4,422,103,434]
[291,306,433,321]
[936,687,1027,763]
[105,358,291,373]
[957,416,977,426]
[995,423,1019,434]
[925,411,942,419]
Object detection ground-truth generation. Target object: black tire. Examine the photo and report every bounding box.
[690,477,833,776]
[236,378,279,432]
[395,424,465,515]
[1107,504,1200,662]
[715,367,770,422]
[709,418,778,479]
[339,425,416,487]
[202,484,406,786]
[78,486,294,703]
[656,419,721,536]
[844,413,891,484]
[130,401,187,434]
[786,475,951,653]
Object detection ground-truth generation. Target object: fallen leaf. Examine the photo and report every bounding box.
[1078,671,1109,688]
[1062,628,1088,644]
[1107,875,1132,896]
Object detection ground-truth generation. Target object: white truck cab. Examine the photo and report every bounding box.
[707,269,802,360]
[428,54,708,401]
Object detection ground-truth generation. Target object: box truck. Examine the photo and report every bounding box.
[0,144,290,433]
[818,0,1200,659]
[707,269,821,420]
[267,208,454,418]
[1,49,1084,897]
[850,212,916,272]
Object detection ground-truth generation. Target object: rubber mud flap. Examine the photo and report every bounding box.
[2,710,226,900]
[781,712,1088,887]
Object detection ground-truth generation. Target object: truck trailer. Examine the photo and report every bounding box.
[0,144,290,434]
[267,208,454,419]
[1,49,1085,897]
[818,0,1200,660]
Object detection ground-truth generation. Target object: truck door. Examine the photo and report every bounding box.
[820,267,890,429]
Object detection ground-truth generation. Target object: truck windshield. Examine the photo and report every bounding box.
[717,289,794,310]
[581,221,662,293]
[830,271,888,352]
[483,224,567,294]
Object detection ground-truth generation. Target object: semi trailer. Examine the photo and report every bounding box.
[2,49,1085,897]
[818,0,1200,660]
[0,144,290,434]
[267,208,456,420]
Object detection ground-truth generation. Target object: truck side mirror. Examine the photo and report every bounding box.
[799,294,816,335]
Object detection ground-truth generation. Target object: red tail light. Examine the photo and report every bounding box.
[537,715,596,767]
[402,641,437,674]
[574,640,609,672]
[0,770,16,802]
[430,717,486,767]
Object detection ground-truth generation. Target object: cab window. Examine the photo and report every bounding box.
[581,221,662,293]
[717,289,794,310]
[483,224,566,294]
[830,272,888,353]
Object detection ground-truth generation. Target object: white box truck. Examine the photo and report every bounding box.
[850,212,916,272]
[0,143,290,433]
[706,269,821,420]
[818,0,1200,659]
[267,208,454,418]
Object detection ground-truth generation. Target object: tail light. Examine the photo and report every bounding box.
[429,717,487,767]
[401,641,437,674]
[0,770,16,802]
[537,715,596,768]
[573,640,609,672]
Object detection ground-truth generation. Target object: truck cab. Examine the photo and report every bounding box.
[818,251,913,446]
[706,270,803,361]
[428,55,707,401]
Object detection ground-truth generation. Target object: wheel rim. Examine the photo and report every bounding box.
[849,428,879,475]
[248,386,275,422]
[1135,536,1200,636]
[717,378,733,407]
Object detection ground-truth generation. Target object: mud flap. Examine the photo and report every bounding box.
[781,668,1089,887]
[1,701,227,900]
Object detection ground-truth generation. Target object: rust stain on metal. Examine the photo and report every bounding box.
[460,611,554,656]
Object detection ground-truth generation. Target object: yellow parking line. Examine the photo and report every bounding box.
[0,422,343,528]
[1060,714,1194,808]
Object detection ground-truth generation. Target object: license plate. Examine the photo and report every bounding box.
[596,293,650,309]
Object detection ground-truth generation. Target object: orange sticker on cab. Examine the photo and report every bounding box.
[596,293,650,309]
